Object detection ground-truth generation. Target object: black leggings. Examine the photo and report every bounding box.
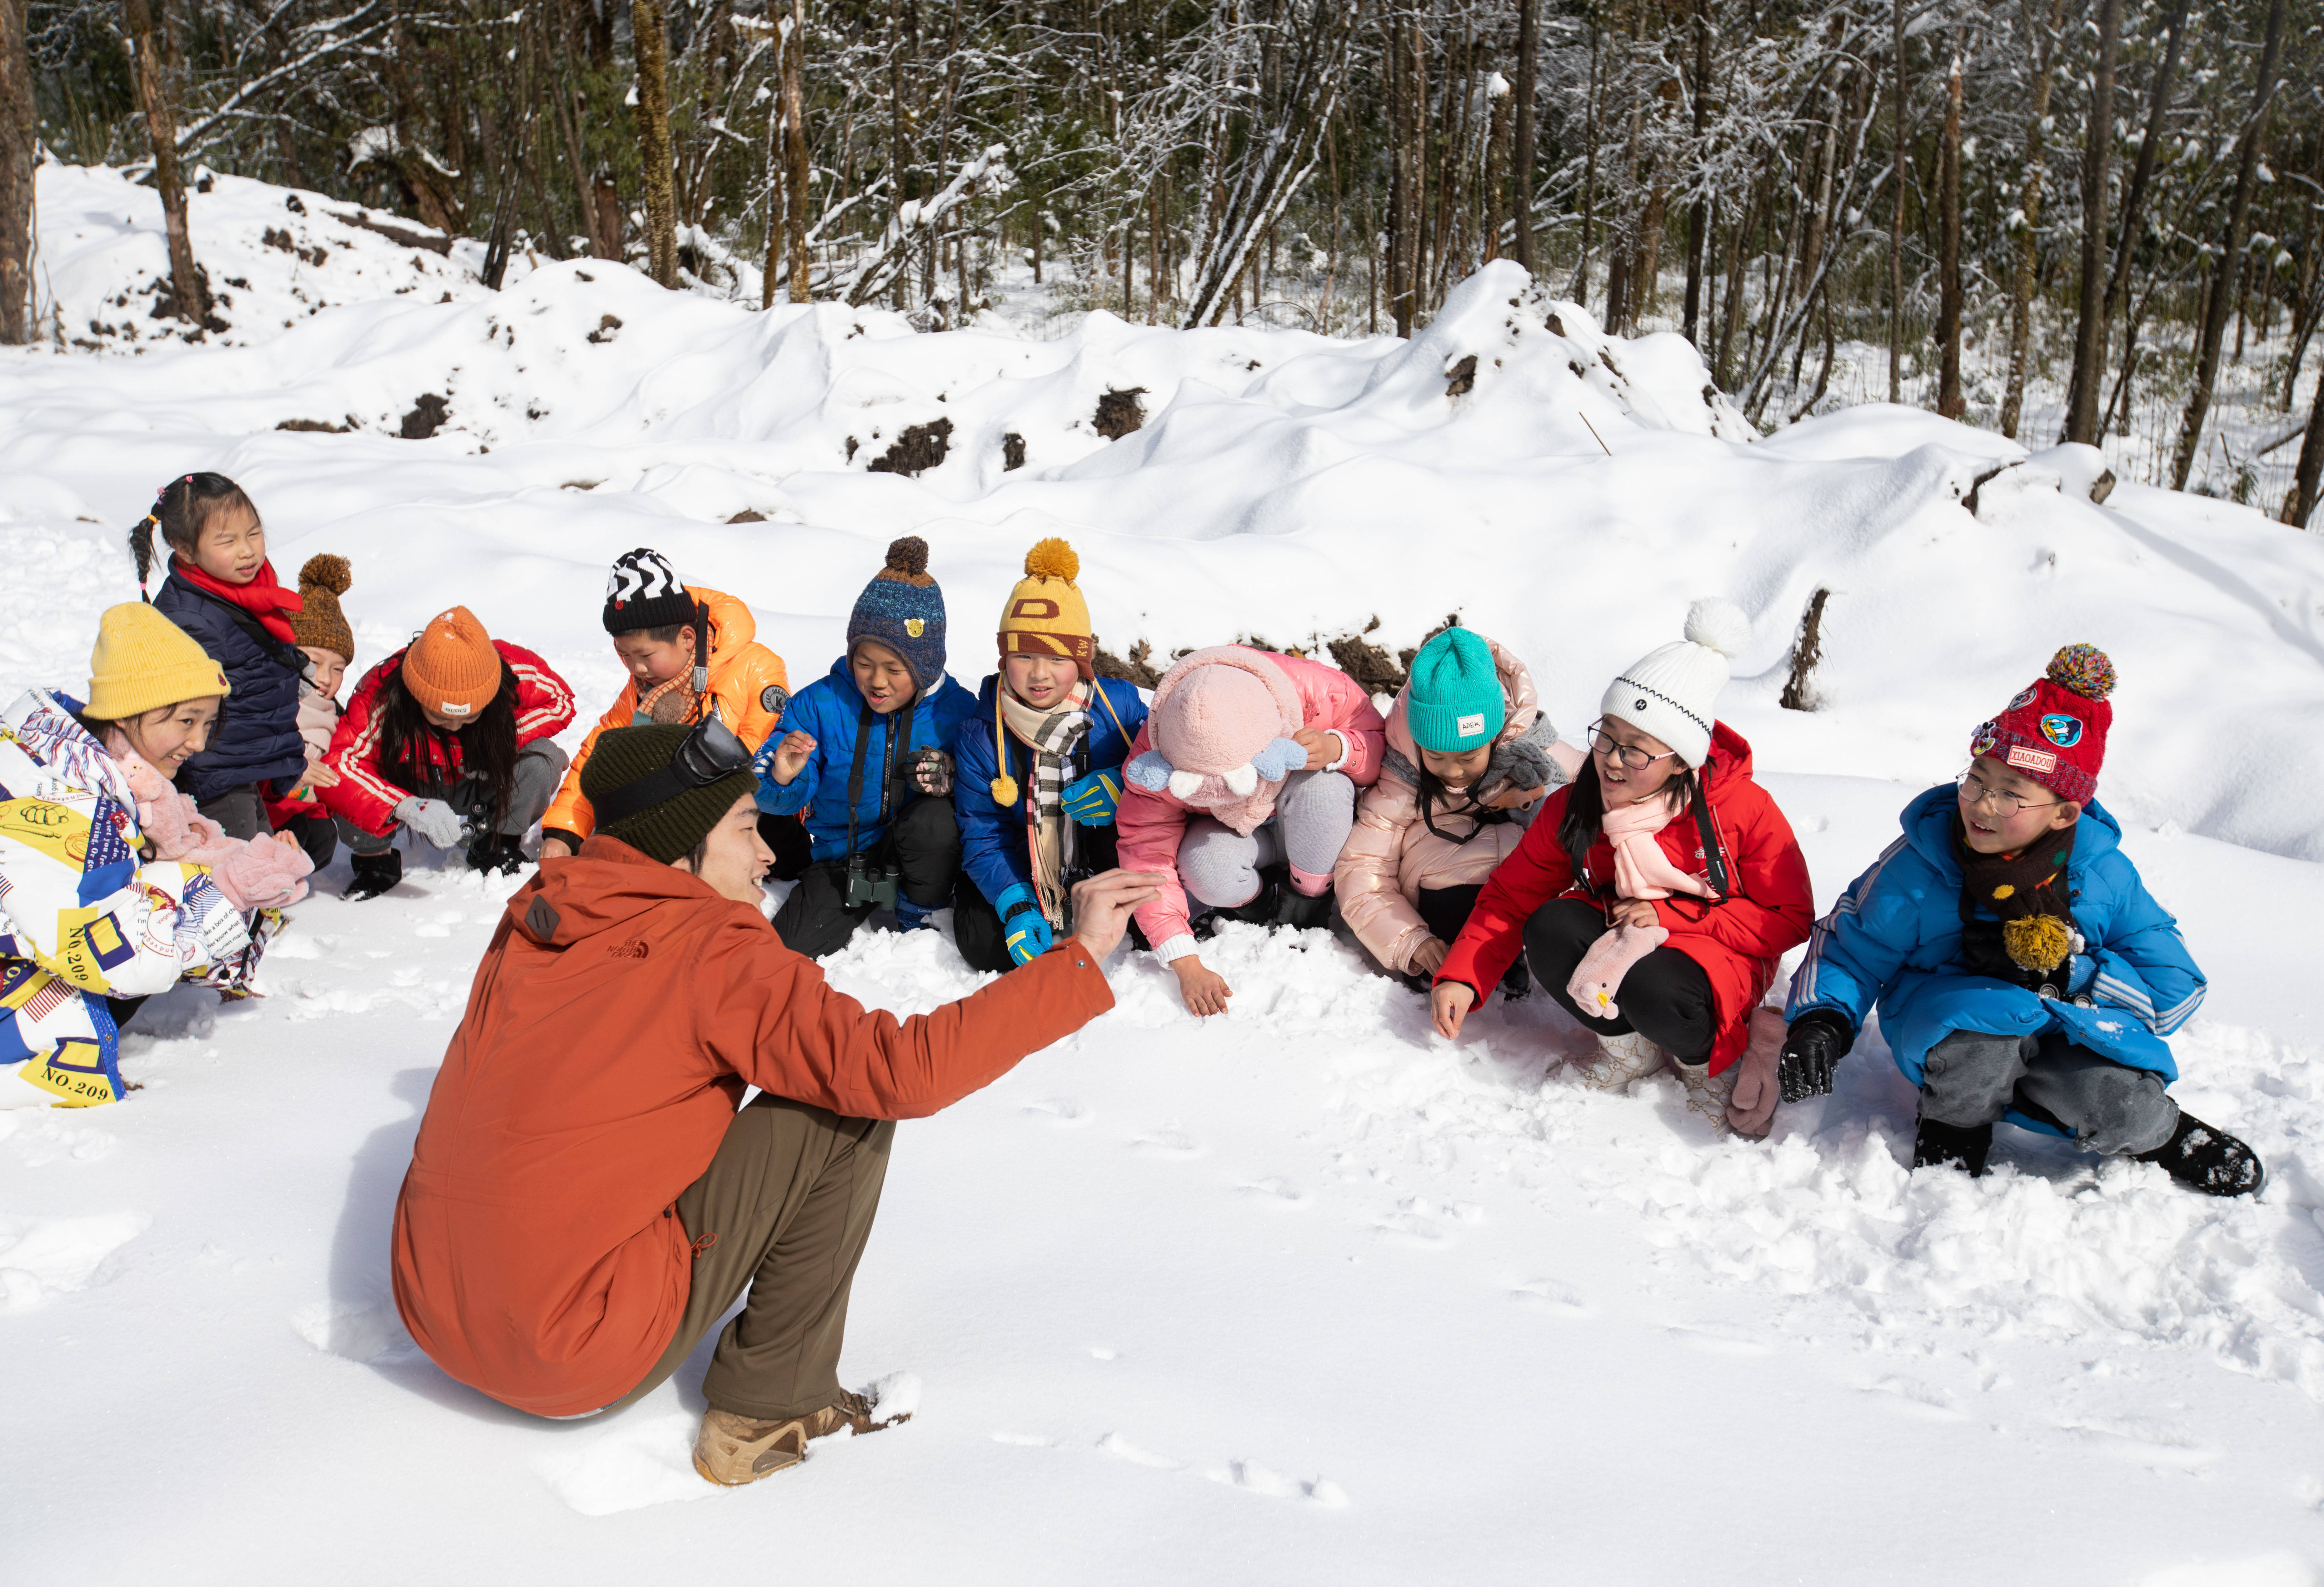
[1525,898,1716,1062]
[770,796,961,960]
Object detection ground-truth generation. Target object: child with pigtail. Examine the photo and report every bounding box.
[134,474,312,843]
[950,539,1149,973]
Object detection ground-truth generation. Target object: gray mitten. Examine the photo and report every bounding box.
[1477,716,1569,802]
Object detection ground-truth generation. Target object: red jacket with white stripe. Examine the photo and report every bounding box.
[320,642,575,837]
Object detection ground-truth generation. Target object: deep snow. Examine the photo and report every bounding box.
[5,162,2324,1585]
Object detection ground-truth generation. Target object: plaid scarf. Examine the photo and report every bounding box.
[999,686,1089,925]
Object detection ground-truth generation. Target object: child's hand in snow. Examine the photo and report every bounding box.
[767,730,816,785]
[1412,936,1449,975]
[1432,980,1476,1039]
[1172,956,1234,1017]
[1292,727,1336,771]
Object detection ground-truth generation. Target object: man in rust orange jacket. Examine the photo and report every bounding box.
[391,720,1158,1487]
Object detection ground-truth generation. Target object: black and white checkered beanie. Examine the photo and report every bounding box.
[602,547,698,636]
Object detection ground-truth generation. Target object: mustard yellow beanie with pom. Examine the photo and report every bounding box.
[85,601,231,722]
[997,536,1093,677]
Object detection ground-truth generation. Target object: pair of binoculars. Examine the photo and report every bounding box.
[845,856,900,910]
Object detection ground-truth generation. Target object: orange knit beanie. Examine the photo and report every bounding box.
[402,606,503,720]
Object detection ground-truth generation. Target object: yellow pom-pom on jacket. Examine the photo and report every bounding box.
[2004,913,2073,975]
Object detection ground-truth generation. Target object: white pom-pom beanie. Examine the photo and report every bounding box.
[1599,598,1751,767]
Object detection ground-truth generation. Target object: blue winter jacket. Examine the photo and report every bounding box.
[951,674,1148,910]
[1787,785,2205,1106]
[152,565,309,802]
[753,657,978,863]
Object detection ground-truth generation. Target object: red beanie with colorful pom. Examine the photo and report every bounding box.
[1969,644,2115,804]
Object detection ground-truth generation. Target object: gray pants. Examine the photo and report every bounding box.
[1921,1029,2179,1156]
[347,739,569,855]
[1178,770,1356,908]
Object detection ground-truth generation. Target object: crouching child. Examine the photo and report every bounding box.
[1779,646,2261,1195]
[754,538,977,958]
[952,539,1148,971]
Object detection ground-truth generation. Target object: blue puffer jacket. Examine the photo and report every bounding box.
[1787,785,2205,1107]
[951,674,1148,910]
[753,657,978,862]
[152,565,308,801]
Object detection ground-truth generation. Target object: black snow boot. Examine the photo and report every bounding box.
[1196,870,1282,938]
[1913,1115,1993,1177]
[345,848,402,901]
[1272,881,1332,933]
[466,833,527,876]
[2136,1112,2265,1197]
[1499,950,1532,1002]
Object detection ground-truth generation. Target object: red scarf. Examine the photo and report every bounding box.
[173,556,303,644]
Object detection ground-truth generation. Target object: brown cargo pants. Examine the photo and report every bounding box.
[604,1094,895,1421]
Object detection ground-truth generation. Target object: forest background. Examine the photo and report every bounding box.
[2,0,2320,525]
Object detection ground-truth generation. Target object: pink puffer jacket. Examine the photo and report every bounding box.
[1118,649,1386,952]
[1334,637,1582,976]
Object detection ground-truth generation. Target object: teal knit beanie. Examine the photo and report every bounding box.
[1405,628,1505,753]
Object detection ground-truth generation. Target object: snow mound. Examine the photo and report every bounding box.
[9,164,2322,862]
[0,1210,149,1312]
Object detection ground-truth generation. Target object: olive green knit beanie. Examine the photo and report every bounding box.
[580,724,757,864]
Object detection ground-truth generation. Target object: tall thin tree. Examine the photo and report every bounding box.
[1512,0,1537,272]
[2000,0,2067,438]
[1935,38,1965,418]
[123,0,209,326]
[2062,0,2120,445]
[631,0,680,287]
[0,0,32,342]
[2169,0,2288,490]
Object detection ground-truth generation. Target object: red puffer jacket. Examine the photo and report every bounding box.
[320,641,575,836]
[1434,723,1813,1073]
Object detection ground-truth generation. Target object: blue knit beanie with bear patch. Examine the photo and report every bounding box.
[847,536,947,691]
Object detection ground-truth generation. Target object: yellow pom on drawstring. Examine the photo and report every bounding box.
[2004,914,2073,974]
[1024,537,1079,582]
[991,773,1019,805]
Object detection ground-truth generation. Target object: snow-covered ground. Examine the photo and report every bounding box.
[5,163,2324,1584]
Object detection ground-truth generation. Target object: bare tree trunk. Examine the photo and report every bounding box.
[1388,10,1417,335]
[0,0,32,342]
[1935,40,1964,419]
[2099,0,2184,356]
[1887,0,1905,402]
[1681,0,1711,344]
[2062,0,2119,444]
[124,0,209,326]
[1481,74,1511,262]
[1513,0,1536,271]
[1572,19,1598,304]
[2169,0,2288,490]
[2287,356,2324,528]
[2000,0,2066,438]
[782,0,811,301]
[631,0,679,287]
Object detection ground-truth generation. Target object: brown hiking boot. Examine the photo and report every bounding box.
[691,1390,912,1487]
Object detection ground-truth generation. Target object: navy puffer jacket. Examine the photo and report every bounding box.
[153,565,309,801]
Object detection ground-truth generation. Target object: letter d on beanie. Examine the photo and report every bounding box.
[1600,598,1750,768]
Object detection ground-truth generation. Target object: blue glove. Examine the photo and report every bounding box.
[1061,767,1123,825]
[996,883,1052,965]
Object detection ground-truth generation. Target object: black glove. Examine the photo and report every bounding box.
[1777,1008,1855,1103]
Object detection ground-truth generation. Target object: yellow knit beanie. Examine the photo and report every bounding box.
[997,537,1093,676]
[84,602,230,722]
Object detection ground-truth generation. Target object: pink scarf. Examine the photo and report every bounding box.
[1599,795,1719,901]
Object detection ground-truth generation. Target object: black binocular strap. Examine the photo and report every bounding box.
[843,695,916,861]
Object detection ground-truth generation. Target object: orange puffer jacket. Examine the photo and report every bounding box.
[540,586,790,846]
[390,836,1113,1417]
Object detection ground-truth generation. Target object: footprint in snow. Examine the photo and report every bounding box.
[1860,1377,1968,1422]
[1510,1278,1591,1317]
[1097,1432,1181,1469]
[1130,1128,1205,1159]
[2053,1417,2220,1472]
[1237,1177,1311,1209]
[1022,1098,1091,1128]
[1207,1459,1352,1508]
[1663,1323,1772,1357]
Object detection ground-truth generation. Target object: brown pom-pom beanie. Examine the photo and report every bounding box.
[286,554,356,661]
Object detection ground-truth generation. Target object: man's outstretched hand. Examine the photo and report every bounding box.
[1777,1008,1855,1103]
[1069,870,1165,963]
